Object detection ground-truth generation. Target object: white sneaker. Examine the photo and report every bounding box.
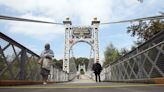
[43,82,47,85]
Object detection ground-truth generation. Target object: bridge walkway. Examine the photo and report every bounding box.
[0,75,164,92]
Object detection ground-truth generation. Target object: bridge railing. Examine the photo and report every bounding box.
[68,58,78,81]
[49,66,69,82]
[103,30,164,82]
[0,32,42,80]
[0,32,69,82]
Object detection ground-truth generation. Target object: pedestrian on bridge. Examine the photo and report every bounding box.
[92,61,102,82]
[40,43,54,85]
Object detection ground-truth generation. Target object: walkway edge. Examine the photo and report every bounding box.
[103,77,164,84]
[0,80,67,86]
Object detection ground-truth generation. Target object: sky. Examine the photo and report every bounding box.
[0,0,163,63]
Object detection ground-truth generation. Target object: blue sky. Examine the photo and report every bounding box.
[0,0,163,63]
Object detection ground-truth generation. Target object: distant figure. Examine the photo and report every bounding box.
[40,43,54,85]
[76,71,80,79]
[92,61,102,82]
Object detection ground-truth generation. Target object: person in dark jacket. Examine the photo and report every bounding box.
[92,61,102,82]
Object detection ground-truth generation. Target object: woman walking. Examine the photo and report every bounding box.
[40,43,54,85]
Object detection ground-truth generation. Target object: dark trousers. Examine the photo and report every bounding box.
[94,73,101,82]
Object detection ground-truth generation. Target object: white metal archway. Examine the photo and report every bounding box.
[63,18,100,73]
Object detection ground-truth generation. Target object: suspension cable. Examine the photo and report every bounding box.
[0,15,63,25]
[100,15,164,25]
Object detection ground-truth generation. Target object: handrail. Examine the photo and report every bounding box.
[104,30,164,67]
[103,30,164,81]
[0,32,39,58]
[0,32,70,82]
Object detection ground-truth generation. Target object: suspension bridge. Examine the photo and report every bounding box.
[0,13,164,92]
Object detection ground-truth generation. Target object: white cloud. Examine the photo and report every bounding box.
[0,0,36,12]
[0,0,163,42]
[72,0,112,25]
[0,0,162,22]
[0,0,113,24]
[26,44,39,53]
[7,14,64,41]
[0,0,114,41]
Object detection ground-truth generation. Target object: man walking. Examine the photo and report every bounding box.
[92,61,102,82]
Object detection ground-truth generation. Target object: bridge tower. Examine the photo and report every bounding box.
[63,18,100,73]
[78,64,86,73]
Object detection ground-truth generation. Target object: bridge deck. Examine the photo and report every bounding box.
[0,75,164,92]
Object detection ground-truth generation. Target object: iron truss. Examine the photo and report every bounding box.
[0,32,69,81]
[103,31,164,81]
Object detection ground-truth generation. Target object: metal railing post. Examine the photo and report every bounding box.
[19,49,27,80]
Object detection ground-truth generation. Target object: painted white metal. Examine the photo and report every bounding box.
[78,64,86,73]
[63,18,100,73]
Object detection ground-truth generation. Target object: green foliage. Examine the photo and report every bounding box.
[0,55,10,79]
[52,57,90,71]
[74,57,89,70]
[25,56,40,80]
[0,55,6,72]
[103,43,120,67]
[53,59,63,69]
[127,20,164,41]
[130,40,143,50]
[120,48,129,56]
[0,53,41,80]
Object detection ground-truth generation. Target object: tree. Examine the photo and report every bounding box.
[52,57,90,71]
[130,40,143,50]
[120,48,129,56]
[0,55,4,71]
[127,20,164,41]
[103,43,120,67]
[74,57,89,70]
[53,59,63,69]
